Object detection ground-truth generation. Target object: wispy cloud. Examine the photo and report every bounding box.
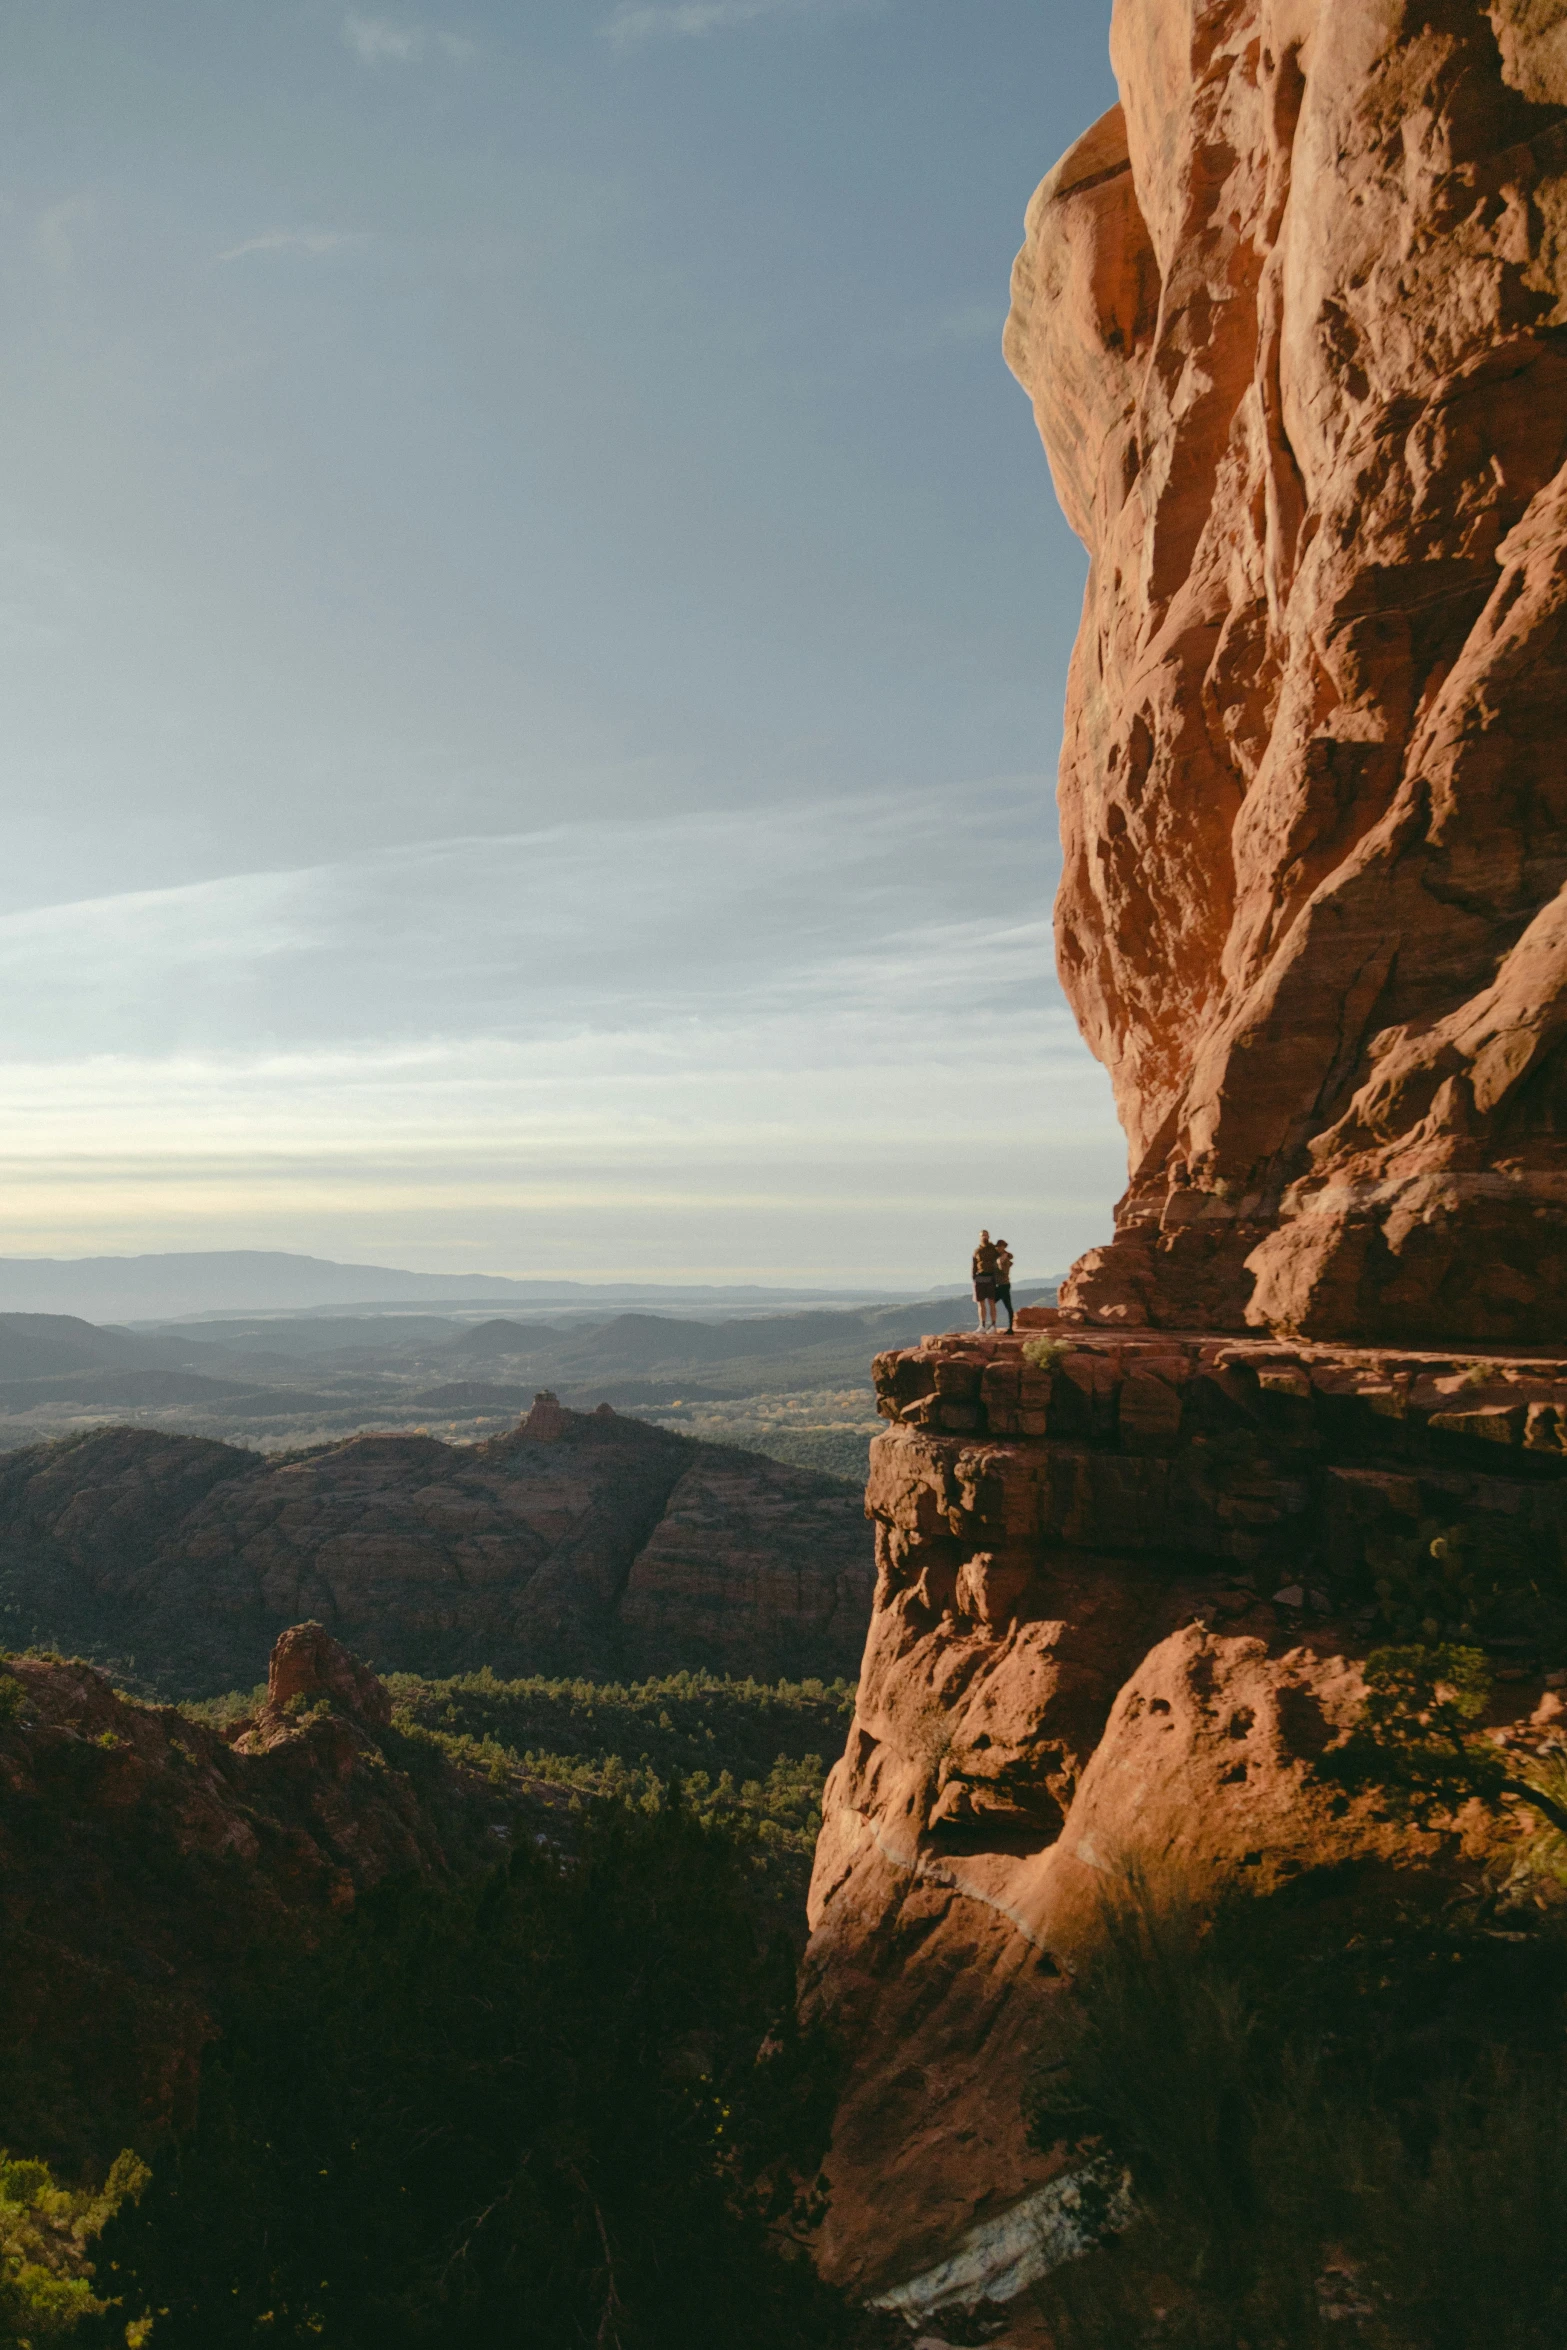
[0,787,1057,1061]
[601,0,872,52]
[34,195,94,274]
[343,13,474,63]
[0,786,1122,1279]
[216,229,368,265]
[939,301,1003,343]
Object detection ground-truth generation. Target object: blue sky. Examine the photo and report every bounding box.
[0,0,1122,1285]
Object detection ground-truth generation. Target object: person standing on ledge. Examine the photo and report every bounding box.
[972,1229,1000,1331]
[993,1239,1015,1333]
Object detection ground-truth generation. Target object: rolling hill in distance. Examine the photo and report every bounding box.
[0,1283,1060,1477]
[0,1250,966,1326]
[0,1397,876,1697]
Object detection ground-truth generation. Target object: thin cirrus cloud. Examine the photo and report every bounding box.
[0,783,1055,1059]
[601,0,877,51]
[216,229,368,264]
[342,13,475,63]
[0,783,1124,1278]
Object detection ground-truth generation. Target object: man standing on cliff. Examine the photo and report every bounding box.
[972,1230,999,1331]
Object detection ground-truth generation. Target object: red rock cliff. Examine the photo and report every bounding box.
[803,1325,1567,2331]
[1005,0,1567,1341]
[0,1404,871,1695]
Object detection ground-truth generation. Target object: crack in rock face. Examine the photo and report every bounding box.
[1005,0,1567,1343]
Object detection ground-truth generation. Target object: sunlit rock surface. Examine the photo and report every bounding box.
[1005,0,1567,1340]
[802,1323,1567,2306]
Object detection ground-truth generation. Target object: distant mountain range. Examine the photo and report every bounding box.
[0,1251,984,1326]
[0,1289,1057,1471]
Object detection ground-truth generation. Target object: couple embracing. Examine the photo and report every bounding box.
[971,1231,1014,1332]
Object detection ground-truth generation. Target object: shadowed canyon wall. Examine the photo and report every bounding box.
[1005,0,1567,1341]
[0,1399,872,1696]
[0,1624,522,2171]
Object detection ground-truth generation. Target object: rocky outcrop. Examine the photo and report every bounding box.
[264,1617,394,1727]
[802,1322,1567,2315]
[1005,0,1567,1342]
[0,1398,872,1696]
[0,1626,520,2172]
[814,20,1567,2301]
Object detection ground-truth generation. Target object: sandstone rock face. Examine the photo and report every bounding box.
[0,1626,518,2171]
[0,1402,871,1696]
[802,1325,1567,2307]
[1005,0,1567,1341]
[266,1618,394,1728]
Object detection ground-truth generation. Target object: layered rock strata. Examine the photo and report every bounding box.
[1005,0,1567,1340]
[0,1397,872,1695]
[802,1322,1567,2312]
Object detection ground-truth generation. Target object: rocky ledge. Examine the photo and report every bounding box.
[802,1317,1567,2322]
[872,1313,1567,1488]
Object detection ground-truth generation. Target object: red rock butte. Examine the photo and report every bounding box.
[1004,0,1567,1343]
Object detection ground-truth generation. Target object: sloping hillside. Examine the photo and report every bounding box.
[0,1293,1055,1459]
[0,1623,519,2171]
[0,1396,872,1696]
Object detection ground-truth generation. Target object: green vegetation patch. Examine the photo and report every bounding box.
[1363,1515,1567,1652]
[386,1667,855,1923]
[176,1685,268,1733]
[1025,1873,1567,2350]
[1316,1643,1567,1842]
[89,1804,889,2349]
[728,1426,873,1483]
[1,2148,148,2345]
[385,1664,853,1778]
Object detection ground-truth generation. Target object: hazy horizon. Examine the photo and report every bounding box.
[0,1244,1067,1331]
[1,0,1124,1284]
